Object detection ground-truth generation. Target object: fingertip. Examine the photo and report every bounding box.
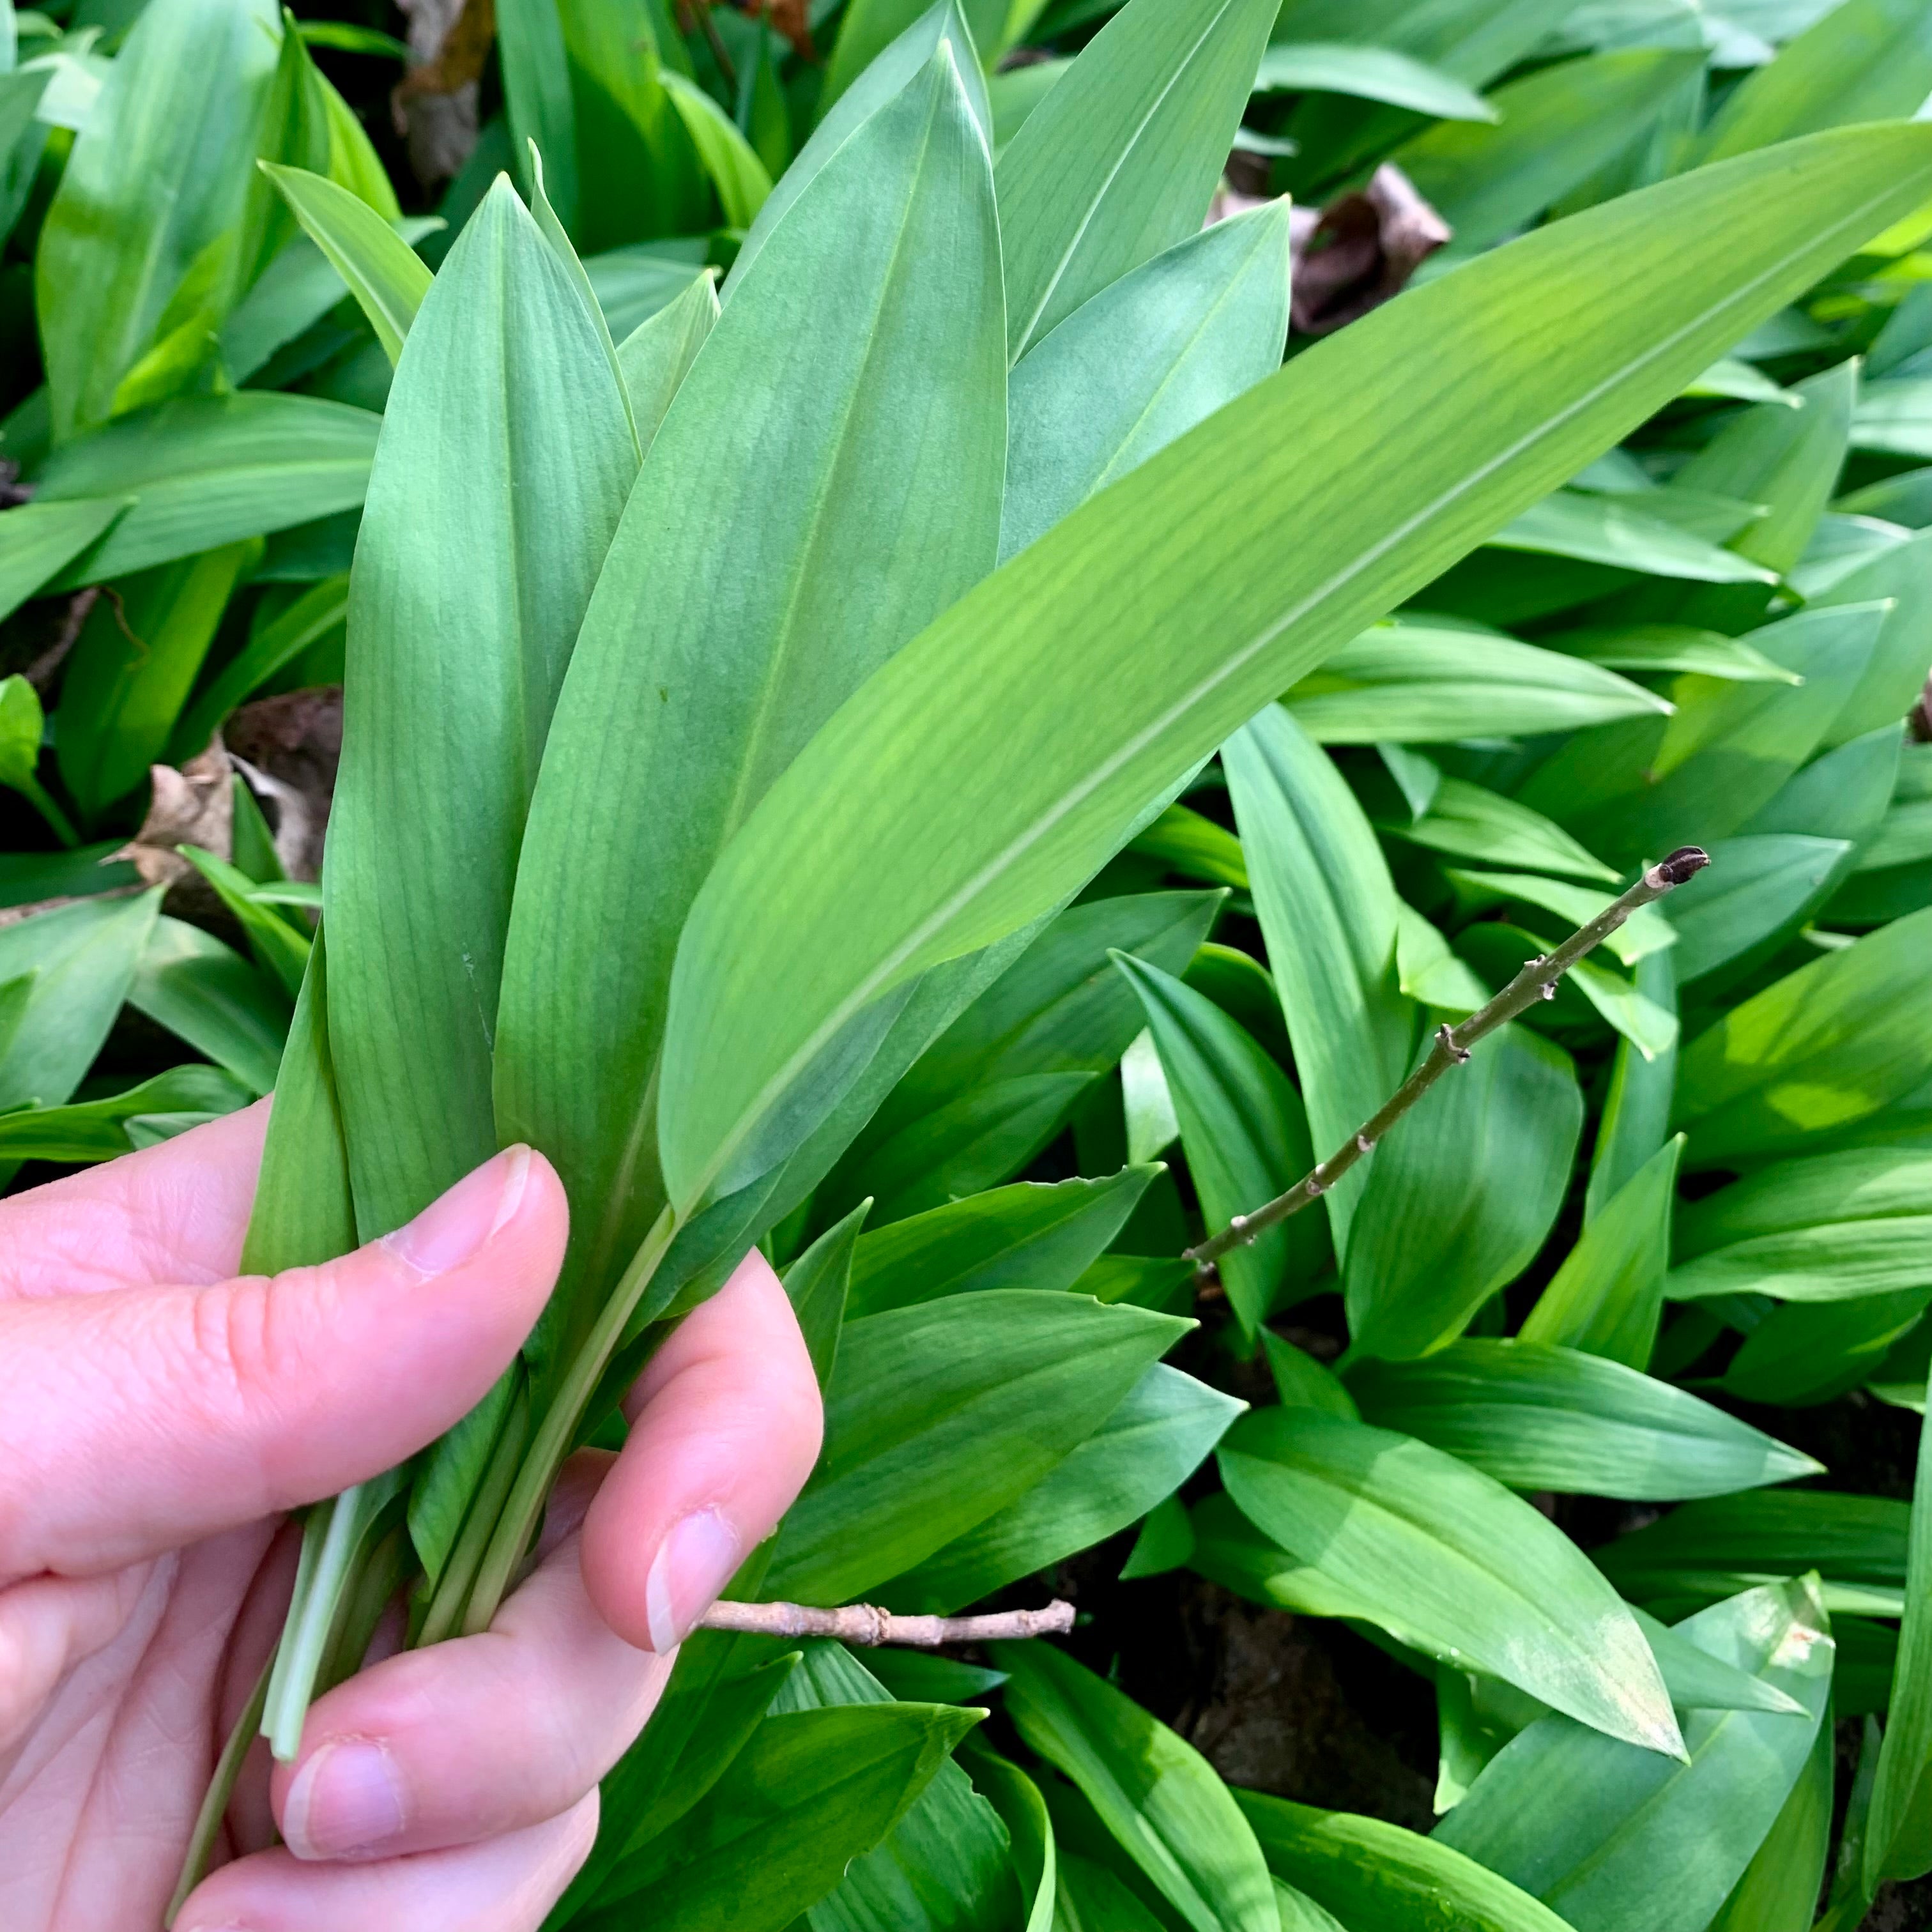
[579,1247,824,1653]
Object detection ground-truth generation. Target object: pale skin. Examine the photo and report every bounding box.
[0,1102,825,1931]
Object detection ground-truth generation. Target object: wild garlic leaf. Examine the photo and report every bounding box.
[1218,1407,1682,1754]
[324,174,634,1242]
[498,42,1005,1345]
[995,1640,1279,1932]
[657,126,1932,1217]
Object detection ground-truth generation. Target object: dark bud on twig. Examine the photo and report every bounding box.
[1650,847,1710,888]
[1436,1022,1472,1064]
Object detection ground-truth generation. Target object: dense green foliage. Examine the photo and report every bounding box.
[4,0,1932,1924]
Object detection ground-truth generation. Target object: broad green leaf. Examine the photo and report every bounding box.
[1526,1134,1680,1367]
[172,571,349,760]
[500,44,1006,1338]
[179,845,310,1001]
[1855,378,1932,461]
[1699,0,1932,164]
[126,915,289,1095]
[1121,1491,1197,1578]
[225,17,332,309]
[1121,1024,1180,1163]
[0,674,47,809]
[1394,900,1493,1013]
[1389,776,1617,883]
[578,1704,983,1929]
[840,1071,1099,1227]
[1129,803,1250,889]
[1002,199,1291,562]
[857,890,1222,1161]
[0,1061,252,1161]
[730,0,990,295]
[1491,490,1777,585]
[558,1648,798,1919]
[1253,41,1495,119]
[29,393,380,586]
[1583,601,1890,860]
[1707,1712,1833,1932]
[0,890,162,1114]
[54,540,252,821]
[1675,905,1932,1166]
[1435,1579,1832,1932]
[238,927,355,1275]
[986,57,1067,148]
[1671,1146,1932,1301]
[1218,1407,1681,1753]
[764,1289,1188,1604]
[554,0,710,257]
[1054,1846,1169,1928]
[1394,49,1706,256]
[960,1747,1057,1932]
[0,497,126,622]
[261,161,433,364]
[1268,0,1592,88]
[1443,871,1675,966]
[655,126,1932,1217]
[581,242,708,338]
[885,1361,1243,1611]
[996,0,1276,358]
[1282,624,1669,744]
[34,0,280,441]
[615,267,718,451]
[1746,721,1904,848]
[1262,1331,1359,1418]
[1866,1407,1932,1886]
[1347,1339,1820,1499]
[1673,358,1853,576]
[1549,624,1805,685]
[324,175,635,1243]
[496,0,577,232]
[1810,527,1932,749]
[1116,951,1322,1332]
[1726,1289,1932,1406]
[1223,701,1411,1254]
[818,0,1002,121]
[0,64,50,245]
[1345,1024,1583,1361]
[995,1640,1278,1932]
[783,1201,867,1389]
[772,1643,1021,1932]
[847,1169,1156,1317]
[1236,1789,1581,1932]
[661,69,772,229]
[1661,832,1853,982]
[1594,1491,1908,1612]
[1185,939,1292,1060]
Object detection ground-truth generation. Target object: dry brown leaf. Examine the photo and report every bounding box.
[115,740,235,892]
[394,0,494,187]
[1287,164,1450,337]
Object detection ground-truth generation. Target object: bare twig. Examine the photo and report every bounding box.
[699,1597,1074,1646]
[1185,846,1712,1273]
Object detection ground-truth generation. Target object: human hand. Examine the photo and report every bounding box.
[0,1103,824,1931]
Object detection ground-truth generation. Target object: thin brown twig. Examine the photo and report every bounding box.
[1185,845,1712,1273]
[698,1597,1075,1646]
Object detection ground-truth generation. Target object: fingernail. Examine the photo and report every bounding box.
[383,1145,532,1276]
[282,1736,408,1860]
[643,1508,744,1653]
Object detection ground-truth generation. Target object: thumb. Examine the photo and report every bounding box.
[0,1146,567,1583]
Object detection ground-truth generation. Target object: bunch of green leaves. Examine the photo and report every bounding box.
[10,0,1932,1924]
